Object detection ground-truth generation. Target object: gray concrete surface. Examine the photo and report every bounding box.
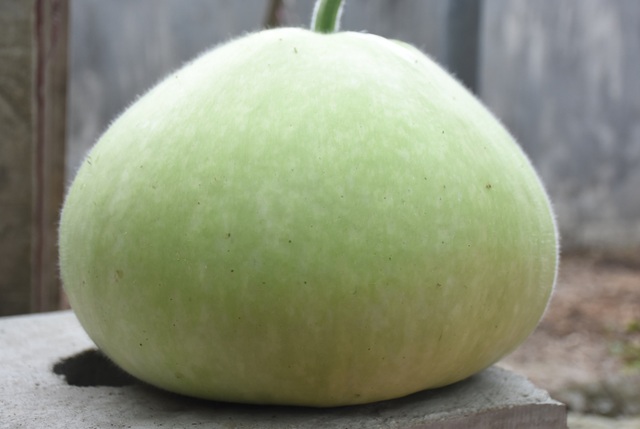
[0,311,566,428]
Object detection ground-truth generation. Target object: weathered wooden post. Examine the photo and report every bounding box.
[0,0,68,315]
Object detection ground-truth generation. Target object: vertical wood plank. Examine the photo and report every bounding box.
[32,0,69,312]
[0,0,68,315]
[0,1,33,316]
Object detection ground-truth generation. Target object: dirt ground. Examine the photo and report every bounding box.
[499,249,640,419]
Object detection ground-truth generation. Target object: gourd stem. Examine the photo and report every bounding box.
[311,0,345,33]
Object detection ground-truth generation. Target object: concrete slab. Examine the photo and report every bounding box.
[0,311,567,428]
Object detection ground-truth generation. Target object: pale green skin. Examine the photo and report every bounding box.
[59,28,558,407]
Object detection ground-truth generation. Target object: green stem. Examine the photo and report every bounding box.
[311,0,345,33]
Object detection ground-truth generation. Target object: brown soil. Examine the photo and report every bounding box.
[499,250,640,417]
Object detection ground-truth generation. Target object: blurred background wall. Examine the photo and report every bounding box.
[481,0,640,251]
[66,0,640,252]
[1,0,637,315]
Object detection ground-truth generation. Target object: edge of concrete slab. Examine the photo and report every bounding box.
[0,311,567,428]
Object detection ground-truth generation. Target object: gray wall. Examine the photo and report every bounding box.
[67,0,449,180]
[67,0,640,251]
[67,0,265,178]
[480,0,640,250]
